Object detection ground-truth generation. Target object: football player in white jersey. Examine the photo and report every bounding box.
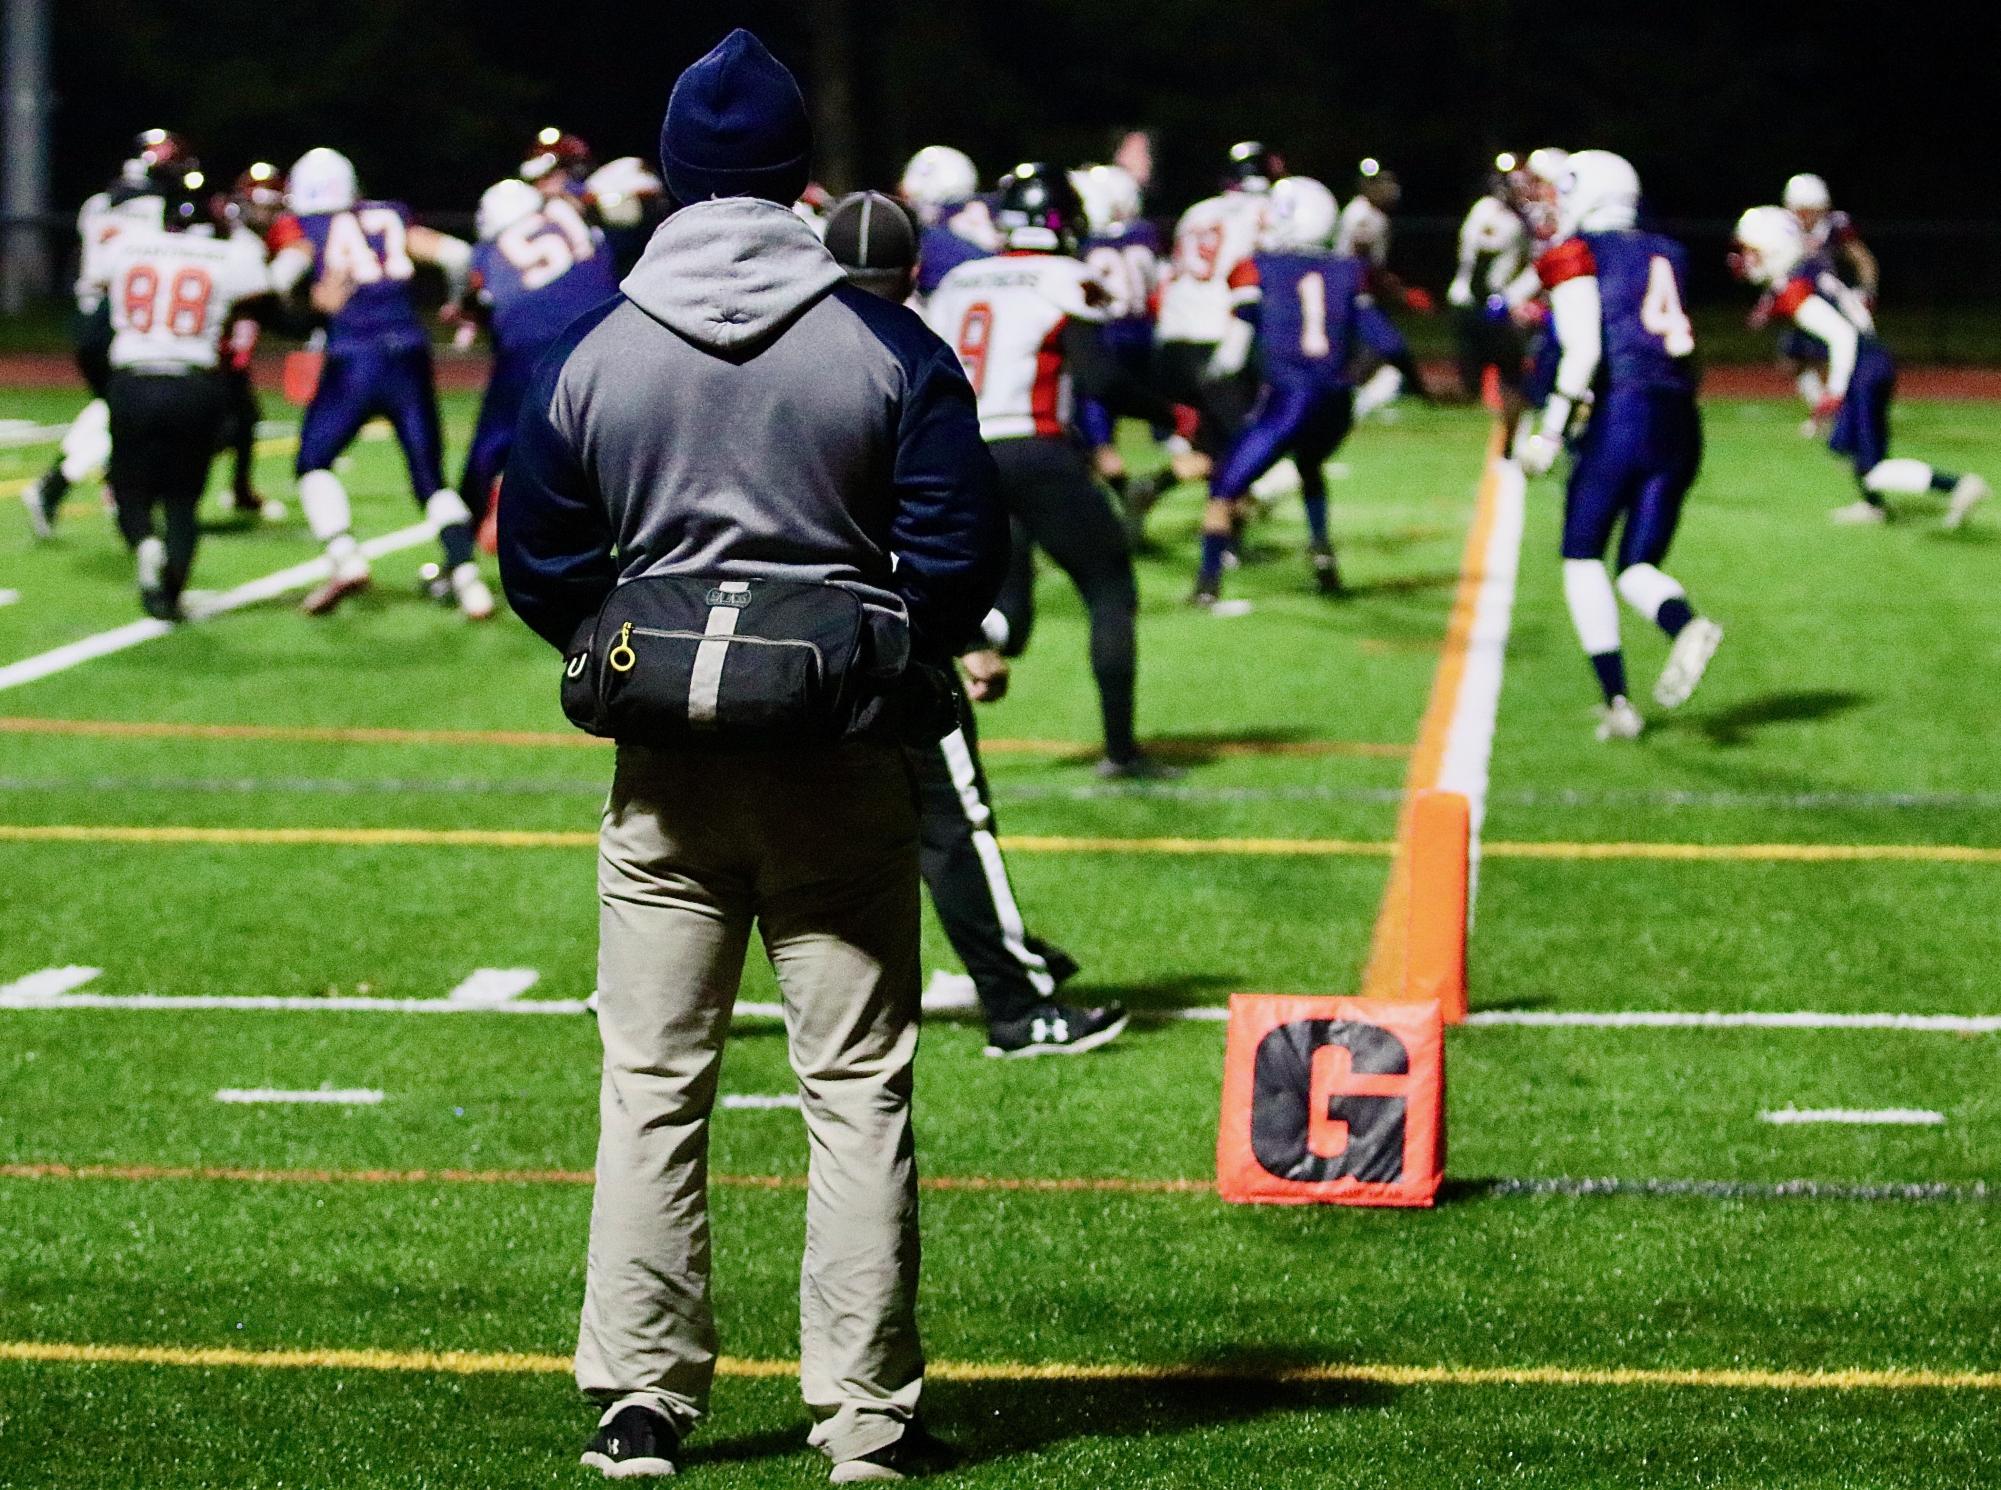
[82,168,274,618]
[926,165,1165,779]
[1154,141,1279,467]
[1448,153,1532,424]
[1339,159,1436,419]
[20,131,186,540]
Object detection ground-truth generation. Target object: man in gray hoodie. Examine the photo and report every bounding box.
[499,31,1005,1482]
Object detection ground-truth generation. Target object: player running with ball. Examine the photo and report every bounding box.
[1519,151,1724,741]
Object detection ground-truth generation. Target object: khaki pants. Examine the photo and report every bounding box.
[576,741,924,1464]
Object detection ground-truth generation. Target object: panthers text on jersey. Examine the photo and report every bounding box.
[1229,250,1369,390]
[470,196,620,356]
[924,252,1105,442]
[1537,230,1697,393]
[1156,192,1265,345]
[269,200,427,350]
[96,225,272,372]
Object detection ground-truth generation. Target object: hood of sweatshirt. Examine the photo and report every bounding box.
[620,197,846,353]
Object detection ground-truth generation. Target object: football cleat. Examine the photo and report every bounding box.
[1944,474,1990,530]
[20,471,63,539]
[1653,618,1723,709]
[1094,753,1184,782]
[1829,499,1888,525]
[301,554,371,615]
[580,1404,678,1479]
[983,1002,1129,1059]
[450,563,497,621]
[1310,543,1343,596]
[1189,584,1219,609]
[1595,696,1645,742]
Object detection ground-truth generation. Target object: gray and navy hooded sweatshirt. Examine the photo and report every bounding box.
[498,197,1006,665]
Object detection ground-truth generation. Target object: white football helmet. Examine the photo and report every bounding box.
[1525,147,1570,185]
[288,148,358,215]
[586,157,663,229]
[476,179,543,242]
[1732,206,1806,286]
[1555,149,1640,239]
[1072,164,1141,235]
[1261,176,1339,251]
[1782,172,1831,213]
[899,146,978,222]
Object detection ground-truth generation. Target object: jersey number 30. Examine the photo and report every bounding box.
[1639,255,1694,356]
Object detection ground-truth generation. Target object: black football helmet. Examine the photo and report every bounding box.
[1224,140,1283,193]
[160,167,212,232]
[522,127,596,184]
[994,162,1083,254]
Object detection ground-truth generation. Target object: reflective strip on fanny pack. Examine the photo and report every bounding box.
[688,583,750,725]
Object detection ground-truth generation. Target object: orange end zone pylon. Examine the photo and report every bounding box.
[1404,789,1470,1024]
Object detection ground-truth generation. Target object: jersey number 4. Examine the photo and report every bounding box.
[325,208,414,284]
[121,265,212,336]
[1639,255,1694,356]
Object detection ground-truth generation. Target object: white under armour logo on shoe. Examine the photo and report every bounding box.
[1031,1016,1069,1043]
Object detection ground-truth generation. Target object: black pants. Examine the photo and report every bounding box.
[217,363,262,500]
[106,370,227,604]
[1453,306,1526,398]
[990,436,1140,764]
[907,684,1071,1024]
[1153,340,1256,457]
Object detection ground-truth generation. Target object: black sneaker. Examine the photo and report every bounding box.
[984,1001,1129,1059]
[1310,543,1344,596]
[829,1421,960,1483]
[1189,584,1219,609]
[138,588,184,624]
[1094,753,1183,782]
[581,1404,679,1479]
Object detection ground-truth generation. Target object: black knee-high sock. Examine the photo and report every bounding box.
[162,497,201,603]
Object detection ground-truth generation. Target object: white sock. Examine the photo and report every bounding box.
[1796,369,1826,407]
[1615,562,1685,623]
[980,608,1010,650]
[1250,458,1302,499]
[425,488,473,530]
[1354,365,1404,418]
[135,536,165,591]
[60,399,111,484]
[298,469,354,543]
[1562,558,1622,656]
[1862,458,1937,497]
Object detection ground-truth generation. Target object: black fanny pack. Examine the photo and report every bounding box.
[561,574,947,747]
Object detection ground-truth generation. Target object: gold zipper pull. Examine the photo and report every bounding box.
[608,621,637,674]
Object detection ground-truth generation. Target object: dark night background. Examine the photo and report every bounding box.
[35,0,2001,325]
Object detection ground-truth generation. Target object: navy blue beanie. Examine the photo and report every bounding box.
[659,29,813,206]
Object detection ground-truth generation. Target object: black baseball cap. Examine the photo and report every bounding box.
[824,190,921,290]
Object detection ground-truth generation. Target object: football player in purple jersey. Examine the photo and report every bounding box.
[268,147,489,618]
[897,146,1000,304]
[455,179,621,552]
[1195,176,1368,605]
[1518,151,1724,740]
[1734,205,1988,528]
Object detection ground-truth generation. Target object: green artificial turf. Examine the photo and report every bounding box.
[1,386,1998,1486]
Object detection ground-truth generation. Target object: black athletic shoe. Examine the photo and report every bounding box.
[1310,543,1344,596]
[829,1421,961,1483]
[138,588,184,624]
[984,1001,1129,1059]
[1094,753,1183,782]
[22,470,65,540]
[1189,584,1219,609]
[581,1405,679,1479]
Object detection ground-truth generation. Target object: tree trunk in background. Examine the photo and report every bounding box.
[2,0,54,312]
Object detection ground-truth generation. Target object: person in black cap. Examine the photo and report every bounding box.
[824,190,1129,1059]
[500,31,1003,1483]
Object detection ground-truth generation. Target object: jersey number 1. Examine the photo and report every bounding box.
[1639,255,1694,356]
[1297,272,1330,357]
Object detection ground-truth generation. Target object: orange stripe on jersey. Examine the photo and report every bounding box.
[266,214,306,253]
[1536,237,1596,288]
[1772,277,1814,319]
[1031,319,1066,439]
[1226,259,1260,291]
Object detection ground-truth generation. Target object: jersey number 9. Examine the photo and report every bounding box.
[956,302,994,395]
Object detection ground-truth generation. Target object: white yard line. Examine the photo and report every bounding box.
[445,968,540,1004]
[0,522,435,694]
[0,966,102,998]
[214,1088,385,1106]
[0,421,70,449]
[1438,455,1526,915]
[1760,1108,1945,1126]
[1465,1009,2001,1033]
[721,1093,801,1111]
[0,589,19,608]
[0,988,792,1019]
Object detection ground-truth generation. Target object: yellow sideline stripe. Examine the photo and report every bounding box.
[3,1338,1995,1392]
[3,822,1999,863]
[1360,430,1507,999]
[0,716,1407,759]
